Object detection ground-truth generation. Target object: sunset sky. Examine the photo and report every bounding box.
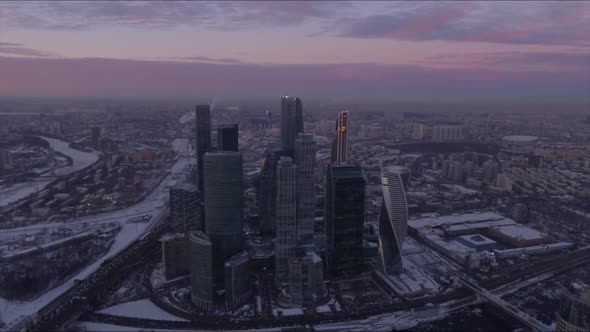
[0,1,589,99]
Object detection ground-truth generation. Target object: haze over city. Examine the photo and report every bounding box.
[1,1,589,99]
[0,1,589,332]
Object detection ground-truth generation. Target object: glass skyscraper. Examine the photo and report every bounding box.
[378,166,410,275]
[195,104,211,193]
[280,96,303,154]
[294,133,316,248]
[203,151,243,288]
[274,156,297,285]
[325,164,365,276]
[216,123,239,152]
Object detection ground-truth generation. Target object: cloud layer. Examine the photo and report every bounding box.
[1,56,587,99]
[3,1,589,46]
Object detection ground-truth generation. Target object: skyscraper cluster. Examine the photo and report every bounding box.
[180,98,408,312]
[187,104,250,311]
[271,97,326,304]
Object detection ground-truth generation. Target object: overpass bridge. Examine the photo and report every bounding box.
[456,274,553,332]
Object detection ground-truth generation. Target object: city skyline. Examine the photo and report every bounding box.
[0,1,589,99]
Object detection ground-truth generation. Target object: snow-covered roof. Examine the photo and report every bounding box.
[491,224,546,241]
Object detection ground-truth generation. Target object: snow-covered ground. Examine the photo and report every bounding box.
[41,136,99,176]
[0,179,53,207]
[0,136,99,207]
[171,138,192,157]
[0,154,193,328]
[441,184,480,195]
[97,299,188,321]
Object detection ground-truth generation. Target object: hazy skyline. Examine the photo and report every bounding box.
[0,1,589,99]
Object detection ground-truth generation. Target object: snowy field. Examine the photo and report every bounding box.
[0,154,192,328]
[0,136,99,207]
[41,136,99,175]
[97,299,188,321]
[0,179,52,207]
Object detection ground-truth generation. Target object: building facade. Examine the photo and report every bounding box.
[217,123,239,152]
[275,156,298,285]
[203,151,243,289]
[224,251,252,310]
[325,165,365,276]
[378,166,410,275]
[258,149,288,236]
[288,252,325,306]
[294,133,316,249]
[169,183,201,233]
[280,96,303,154]
[161,233,190,280]
[331,110,349,165]
[432,124,464,141]
[190,231,213,311]
[195,104,212,193]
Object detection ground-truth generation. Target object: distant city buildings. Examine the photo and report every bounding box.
[433,124,464,141]
[217,123,239,152]
[325,165,365,276]
[90,126,101,149]
[378,166,410,275]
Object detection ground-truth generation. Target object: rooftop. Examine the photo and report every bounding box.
[492,224,546,241]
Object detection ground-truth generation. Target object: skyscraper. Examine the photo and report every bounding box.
[169,183,201,233]
[224,251,252,310]
[275,156,297,285]
[378,166,410,275]
[217,123,239,152]
[203,151,243,288]
[280,96,303,154]
[195,104,212,193]
[258,149,288,236]
[288,251,325,306]
[294,133,316,248]
[331,110,349,165]
[325,165,365,276]
[190,231,213,311]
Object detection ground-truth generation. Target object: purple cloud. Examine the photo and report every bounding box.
[333,2,590,46]
[0,42,57,57]
[425,51,590,71]
[0,1,343,31]
[161,56,243,64]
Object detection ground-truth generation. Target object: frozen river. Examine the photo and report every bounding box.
[0,136,99,207]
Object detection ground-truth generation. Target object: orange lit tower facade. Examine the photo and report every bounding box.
[331,110,349,165]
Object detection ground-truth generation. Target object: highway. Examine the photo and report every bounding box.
[1,152,192,331]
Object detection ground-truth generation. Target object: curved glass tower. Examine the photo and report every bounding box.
[378,166,410,275]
